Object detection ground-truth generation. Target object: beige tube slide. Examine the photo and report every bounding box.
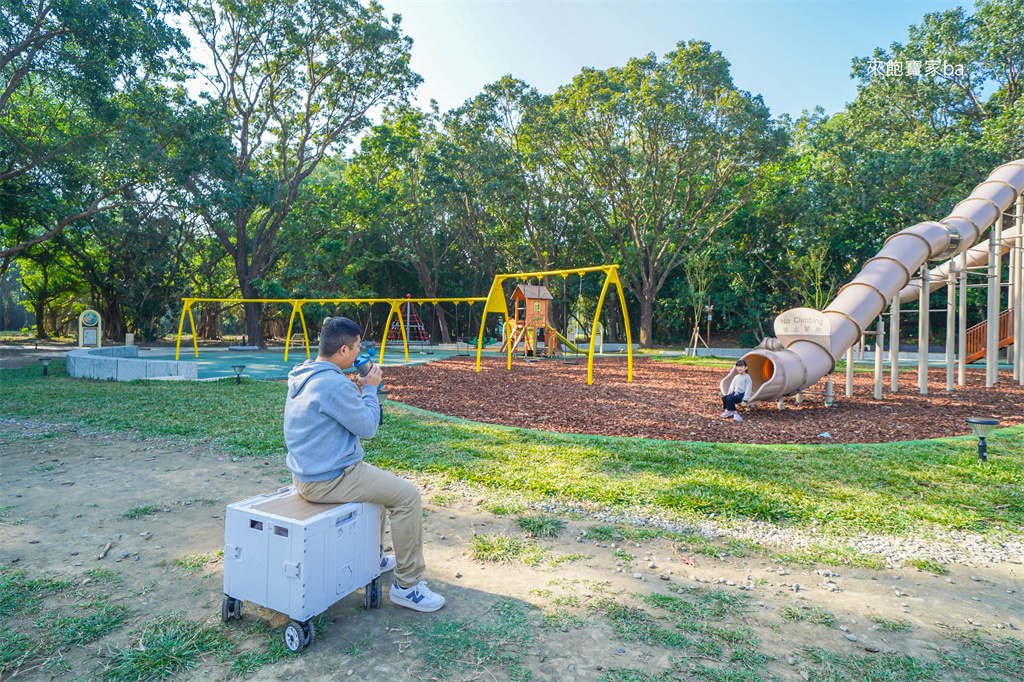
[897,210,1024,304]
[721,160,1024,403]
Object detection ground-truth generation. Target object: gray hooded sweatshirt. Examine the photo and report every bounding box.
[283,360,380,482]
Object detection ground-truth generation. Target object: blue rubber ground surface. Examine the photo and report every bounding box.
[148,347,479,380]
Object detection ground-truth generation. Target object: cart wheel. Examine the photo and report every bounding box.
[365,577,382,609]
[301,620,313,646]
[284,621,305,652]
[232,598,243,620]
[221,597,235,623]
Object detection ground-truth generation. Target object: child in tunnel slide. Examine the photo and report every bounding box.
[720,359,752,422]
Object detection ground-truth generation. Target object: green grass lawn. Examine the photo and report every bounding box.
[3,359,1022,542]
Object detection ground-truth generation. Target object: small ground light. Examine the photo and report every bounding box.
[965,417,999,462]
[41,358,51,376]
[232,365,245,385]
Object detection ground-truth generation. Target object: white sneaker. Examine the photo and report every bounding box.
[379,554,396,573]
[732,414,743,422]
[389,580,445,612]
[720,411,734,418]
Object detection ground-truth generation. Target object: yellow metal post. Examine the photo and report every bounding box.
[283,301,301,363]
[297,307,310,359]
[610,267,633,382]
[476,276,511,372]
[398,301,410,362]
[473,266,632,384]
[174,299,193,361]
[187,306,199,358]
[380,301,410,364]
[173,295,486,365]
[380,304,396,362]
[588,272,616,385]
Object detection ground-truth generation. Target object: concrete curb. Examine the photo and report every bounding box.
[66,346,198,381]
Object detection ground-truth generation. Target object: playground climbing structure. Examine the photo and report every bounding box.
[724,159,1024,404]
[499,284,592,358]
[477,265,633,385]
[387,298,429,345]
[500,285,557,357]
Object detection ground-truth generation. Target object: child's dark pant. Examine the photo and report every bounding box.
[722,392,745,411]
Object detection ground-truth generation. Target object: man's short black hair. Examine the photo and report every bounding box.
[319,317,362,357]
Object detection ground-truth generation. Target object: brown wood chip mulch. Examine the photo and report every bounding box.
[383,355,1024,445]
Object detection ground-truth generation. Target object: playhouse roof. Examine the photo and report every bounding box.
[512,284,553,301]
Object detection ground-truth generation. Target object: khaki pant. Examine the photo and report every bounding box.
[294,461,425,588]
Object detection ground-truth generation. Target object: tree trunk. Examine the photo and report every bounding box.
[199,305,222,339]
[33,300,49,339]
[603,295,617,344]
[242,300,263,348]
[235,249,265,348]
[639,295,654,349]
[434,305,451,344]
[103,297,127,343]
[47,307,61,337]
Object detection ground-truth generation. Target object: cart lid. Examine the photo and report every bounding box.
[251,492,349,521]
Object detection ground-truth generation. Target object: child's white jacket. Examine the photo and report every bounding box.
[726,374,752,401]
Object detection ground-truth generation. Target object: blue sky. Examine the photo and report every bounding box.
[376,0,966,119]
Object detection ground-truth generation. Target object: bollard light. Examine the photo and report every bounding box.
[41,358,51,376]
[232,365,245,385]
[965,417,999,462]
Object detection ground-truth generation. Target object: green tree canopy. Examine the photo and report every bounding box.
[184,0,421,347]
[0,0,194,267]
[551,40,785,347]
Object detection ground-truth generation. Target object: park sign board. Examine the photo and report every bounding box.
[774,308,830,349]
[78,309,103,348]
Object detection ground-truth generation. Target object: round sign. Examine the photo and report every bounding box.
[82,311,99,327]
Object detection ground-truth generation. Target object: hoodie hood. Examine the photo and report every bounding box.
[287,360,341,398]
[283,358,380,483]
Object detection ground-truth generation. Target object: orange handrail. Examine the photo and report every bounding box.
[965,308,1015,363]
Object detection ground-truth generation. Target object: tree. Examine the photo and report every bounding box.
[17,242,81,339]
[276,158,370,300]
[185,0,420,348]
[683,248,714,349]
[447,78,581,276]
[551,41,784,347]
[57,192,201,342]
[783,0,1023,311]
[0,0,193,264]
[436,105,519,280]
[352,108,464,341]
[187,235,239,339]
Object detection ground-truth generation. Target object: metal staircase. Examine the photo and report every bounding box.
[965,308,1015,363]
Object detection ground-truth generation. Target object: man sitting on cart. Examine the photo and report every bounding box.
[283,316,445,613]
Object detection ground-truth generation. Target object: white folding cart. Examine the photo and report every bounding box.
[221,487,383,651]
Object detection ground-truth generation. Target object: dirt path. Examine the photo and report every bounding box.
[1,420,1021,681]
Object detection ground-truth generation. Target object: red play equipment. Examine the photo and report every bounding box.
[387,295,429,344]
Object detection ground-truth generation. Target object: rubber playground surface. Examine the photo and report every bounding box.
[385,355,1024,445]
[148,340,634,380]
[146,346,474,380]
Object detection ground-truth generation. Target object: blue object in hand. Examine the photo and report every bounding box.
[353,346,383,391]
